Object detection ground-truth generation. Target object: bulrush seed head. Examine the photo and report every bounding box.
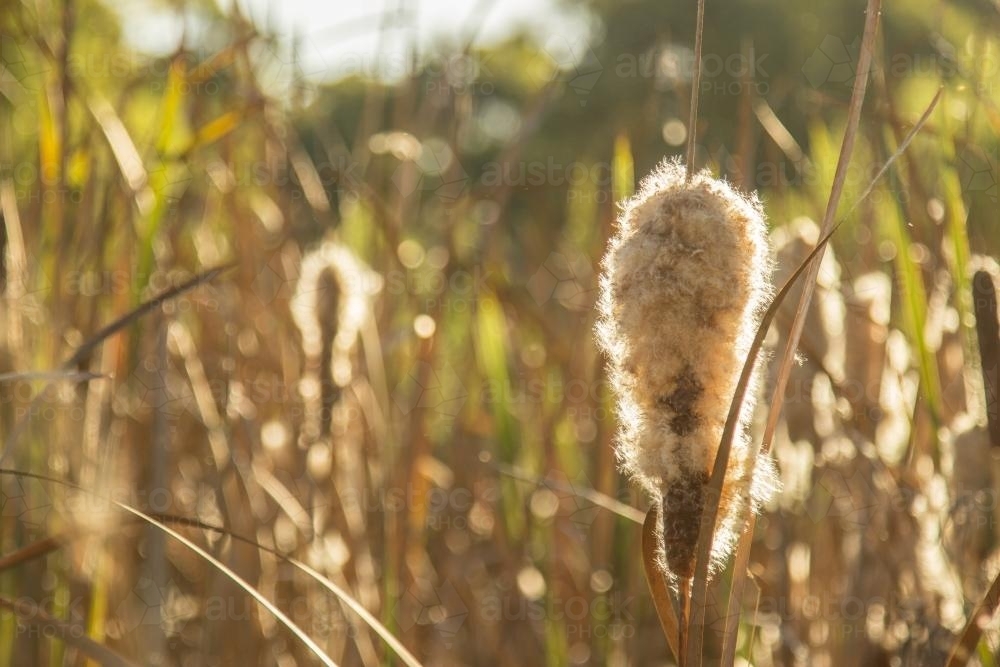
[595,158,777,579]
[291,240,383,385]
[292,241,383,438]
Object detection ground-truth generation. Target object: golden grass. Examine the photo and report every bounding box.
[0,0,998,665]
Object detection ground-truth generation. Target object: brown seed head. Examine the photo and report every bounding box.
[596,158,777,577]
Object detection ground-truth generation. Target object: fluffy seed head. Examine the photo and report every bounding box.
[292,241,383,387]
[595,158,777,577]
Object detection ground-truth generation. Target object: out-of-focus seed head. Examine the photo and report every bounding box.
[292,240,383,386]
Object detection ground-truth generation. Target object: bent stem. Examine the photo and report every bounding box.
[685,0,883,661]
[641,506,681,659]
[720,86,943,664]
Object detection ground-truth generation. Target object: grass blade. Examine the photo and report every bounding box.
[62,262,236,369]
[642,506,680,661]
[0,469,425,667]
[0,263,235,467]
[947,567,1000,666]
[0,469,339,667]
[494,462,645,524]
[715,87,941,664]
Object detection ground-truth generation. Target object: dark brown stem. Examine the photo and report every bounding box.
[973,270,1000,446]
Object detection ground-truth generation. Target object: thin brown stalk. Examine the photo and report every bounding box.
[721,517,755,666]
[0,263,236,467]
[716,85,941,665]
[63,261,236,369]
[685,0,706,180]
[685,2,882,659]
[0,536,60,571]
[759,0,882,458]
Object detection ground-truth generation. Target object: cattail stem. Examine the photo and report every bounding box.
[973,271,1000,446]
[678,577,691,666]
[685,0,706,180]
[759,0,883,456]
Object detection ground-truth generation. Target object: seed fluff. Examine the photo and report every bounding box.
[596,158,778,579]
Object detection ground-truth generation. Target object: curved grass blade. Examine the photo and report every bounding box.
[0,263,235,466]
[114,504,339,666]
[62,262,236,369]
[685,2,883,660]
[0,469,336,667]
[0,469,425,667]
[642,506,680,661]
[681,216,849,662]
[719,87,944,664]
[947,568,1000,666]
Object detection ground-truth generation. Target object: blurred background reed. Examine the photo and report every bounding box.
[0,0,998,664]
